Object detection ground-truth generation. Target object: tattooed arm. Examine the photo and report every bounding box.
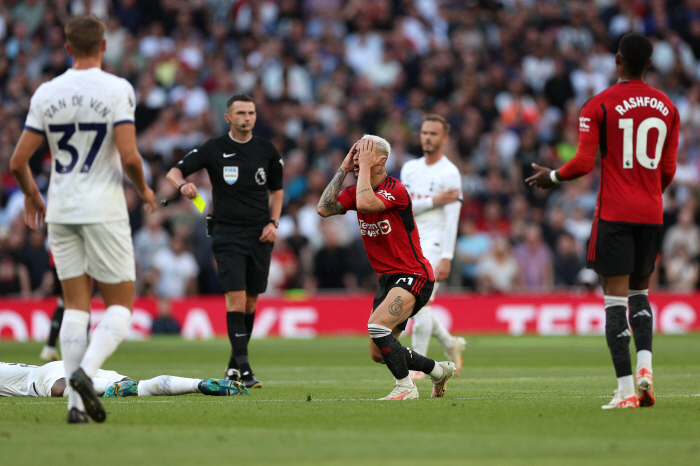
[317,142,358,217]
[317,167,348,217]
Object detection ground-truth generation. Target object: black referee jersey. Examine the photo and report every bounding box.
[177,134,283,229]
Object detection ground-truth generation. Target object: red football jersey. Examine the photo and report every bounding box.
[560,79,679,225]
[337,176,434,281]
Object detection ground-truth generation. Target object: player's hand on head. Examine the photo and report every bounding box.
[433,189,460,206]
[341,141,358,173]
[358,139,379,167]
[141,187,158,213]
[23,193,46,230]
[525,163,556,189]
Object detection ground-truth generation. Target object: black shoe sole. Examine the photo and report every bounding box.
[69,368,106,423]
[67,408,89,424]
[243,379,262,389]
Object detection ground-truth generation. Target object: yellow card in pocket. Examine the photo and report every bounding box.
[192,195,206,213]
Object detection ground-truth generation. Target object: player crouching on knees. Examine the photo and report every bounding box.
[317,135,455,400]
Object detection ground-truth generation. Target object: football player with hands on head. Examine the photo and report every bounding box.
[400,114,466,379]
[10,15,156,424]
[318,135,456,400]
[526,33,679,409]
[166,94,283,390]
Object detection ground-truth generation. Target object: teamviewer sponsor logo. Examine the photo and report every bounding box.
[359,219,392,237]
[376,190,395,201]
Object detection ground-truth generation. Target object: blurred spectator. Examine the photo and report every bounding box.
[133,212,171,295]
[665,245,699,290]
[553,232,584,288]
[151,233,199,299]
[513,225,554,291]
[476,237,519,293]
[662,207,700,261]
[455,217,492,289]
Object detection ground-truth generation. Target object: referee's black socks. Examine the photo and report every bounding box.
[227,312,252,375]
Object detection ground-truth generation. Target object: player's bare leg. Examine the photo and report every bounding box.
[225,290,261,388]
[368,288,454,399]
[600,275,638,409]
[629,275,654,406]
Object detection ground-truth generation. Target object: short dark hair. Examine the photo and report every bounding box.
[226,94,254,109]
[65,15,105,57]
[423,114,451,134]
[618,33,653,77]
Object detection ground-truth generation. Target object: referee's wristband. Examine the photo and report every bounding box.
[550,170,560,184]
[269,219,279,228]
[178,183,188,193]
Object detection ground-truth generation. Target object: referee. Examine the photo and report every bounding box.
[166,94,283,388]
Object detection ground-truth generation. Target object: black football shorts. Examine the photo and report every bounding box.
[212,225,273,294]
[371,272,434,331]
[586,218,662,277]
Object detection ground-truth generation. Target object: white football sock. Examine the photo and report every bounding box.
[60,309,90,411]
[136,376,202,396]
[411,307,433,356]
[431,313,454,350]
[91,377,113,396]
[637,350,652,370]
[618,375,635,393]
[80,305,131,378]
[395,375,414,388]
[429,362,445,380]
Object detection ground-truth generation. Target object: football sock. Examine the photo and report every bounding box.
[226,312,239,370]
[47,298,65,347]
[617,375,635,393]
[245,311,255,342]
[137,376,201,396]
[637,350,652,370]
[429,362,445,380]
[628,289,653,353]
[431,313,454,350]
[228,312,252,376]
[60,309,89,411]
[402,346,437,374]
[90,377,113,396]
[395,375,413,388]
[368,324,409,380]
[411,308,432,356]
[604,296,632,378]
[81,305,131,378]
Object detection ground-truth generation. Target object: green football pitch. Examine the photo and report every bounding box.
[1,335,699,466]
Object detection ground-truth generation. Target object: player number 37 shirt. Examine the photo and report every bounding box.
[337,176,434,281]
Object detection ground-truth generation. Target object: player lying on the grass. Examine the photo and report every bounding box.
[526,33,678,410]
[317,136,455,400]
[0,361,248,399]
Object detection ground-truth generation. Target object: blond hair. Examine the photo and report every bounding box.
[65,15,105,57]
[360,134,391,158]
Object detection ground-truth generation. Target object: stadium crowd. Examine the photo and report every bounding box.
[1,0,700,300]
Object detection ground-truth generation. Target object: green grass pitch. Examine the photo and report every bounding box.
[1,335,699,465]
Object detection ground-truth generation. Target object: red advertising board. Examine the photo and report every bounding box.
[0,292,698,341]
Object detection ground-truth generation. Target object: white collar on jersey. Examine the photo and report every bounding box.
[229,132,252,144]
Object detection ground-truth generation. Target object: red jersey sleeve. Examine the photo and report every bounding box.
[661,107,680,192]
[559,101,601,180]
[337,186,357,212]
[375,181,409,210]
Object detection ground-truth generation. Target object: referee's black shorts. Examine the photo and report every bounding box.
[212,224,273,294]
[371,273,434,331]
[586,218,662,277]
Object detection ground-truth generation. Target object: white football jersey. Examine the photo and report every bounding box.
[0,362,39,397]
[24,67,136,224]
[400,155,462,262]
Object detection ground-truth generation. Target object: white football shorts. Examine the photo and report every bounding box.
[48,220,136,283]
